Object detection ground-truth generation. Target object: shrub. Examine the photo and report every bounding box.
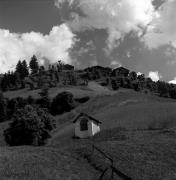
[111,80,119,90]
[37,87,50,109]
[74,96,90,104]
[4,105,56,146]
[27,95,34,105]
[0,92,7,122]
[50,91,75,115]
[6,97,27,118]
[169,88,176,99]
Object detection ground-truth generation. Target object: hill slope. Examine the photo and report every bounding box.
[1,87,176,179]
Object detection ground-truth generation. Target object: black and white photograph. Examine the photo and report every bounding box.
[0,0,176,179]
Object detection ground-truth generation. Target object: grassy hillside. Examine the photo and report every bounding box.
[4,81,114,99]
[55,89,176,131]
[0,146,98,180]
[1,85,176,179]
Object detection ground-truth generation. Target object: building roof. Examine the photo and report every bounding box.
[113,66,130,72]
[73,113,102,124]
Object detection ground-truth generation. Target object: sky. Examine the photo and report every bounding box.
[0,0,176,83]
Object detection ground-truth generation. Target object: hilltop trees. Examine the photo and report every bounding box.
[30,55,39,74]
[111,79,119,90]
[4,105,56,146]
[129,71,137,81]
[0,59,29,91]
[16,60,29,79]
[22,60,29,78]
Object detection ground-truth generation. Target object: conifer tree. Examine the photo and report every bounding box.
[22,60,29,78]
[29,55,39,74]
[16,60,23,79]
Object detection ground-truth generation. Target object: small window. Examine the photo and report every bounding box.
[80,118,88,131]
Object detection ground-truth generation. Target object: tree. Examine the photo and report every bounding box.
[1,73,9,91]
[57,60,64,72]
[38,87,50,109]
[29,55,39,74]
[0,92,7,122]
[15,60,29,89]
[137,74,145,81]
[16,60,23,79]
[169,88,176,99]
[4,105,56,146]
[156,81,170,97]
[22,60,29,78]
[50,91,75,115]
[129,71,137,81]
[111,79,119,90]
[6,97,27,118]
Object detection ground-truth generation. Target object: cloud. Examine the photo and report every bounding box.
[55,0,155,51]
[111,60,122,67]
[144,0,176,49]
[148,71,162,81]
[137,72,142,76]
[0,24,76,73]
[169,77,176,84]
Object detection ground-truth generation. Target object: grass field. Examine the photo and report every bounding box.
[4,81,114,99]
[1,85,176,179]
[54,89,176,131]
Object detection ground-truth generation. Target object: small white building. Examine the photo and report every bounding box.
[73,113,101,138]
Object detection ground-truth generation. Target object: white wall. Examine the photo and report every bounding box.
[74,119,100,138]
[92,121,100,136]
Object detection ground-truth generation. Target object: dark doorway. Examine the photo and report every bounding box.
[80,118,88,131]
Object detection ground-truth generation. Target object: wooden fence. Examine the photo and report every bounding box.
[90,145,132,180]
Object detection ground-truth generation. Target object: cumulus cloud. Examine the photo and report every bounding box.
[148,71,162,81]
[169,77,176,84]
[0,24,76,73]
[55,0,155,51]
[144,0,176,49]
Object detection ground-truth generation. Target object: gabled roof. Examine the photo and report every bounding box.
[113,66,130,72]
[73,113,102,124]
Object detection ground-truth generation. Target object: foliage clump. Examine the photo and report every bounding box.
[50,91,75,115]
[4,105,56,146]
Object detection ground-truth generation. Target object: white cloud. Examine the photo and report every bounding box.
[111,60,122,67]
[144,0,176,49]
[0,24,76,73]
[169,77,176,84]
[148,71,162,81]
[55,0,155,51]
[137,72,142,76]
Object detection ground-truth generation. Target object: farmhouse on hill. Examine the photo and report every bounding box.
[73,113,101,138]
[112,67,130,77]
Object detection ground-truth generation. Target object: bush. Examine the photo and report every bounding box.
[0,92,7,122]
[4,105,56,146]
[50,91,75,115]
[169,88,176,99]
[37,87,50,109]
[111,80,119,90]
[6,97,27,118]
[74,96,90,104]
[27,95,35,105]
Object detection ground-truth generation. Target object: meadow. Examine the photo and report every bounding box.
[1,84,176,179]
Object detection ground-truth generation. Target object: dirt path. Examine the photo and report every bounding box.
[47,123,74,146]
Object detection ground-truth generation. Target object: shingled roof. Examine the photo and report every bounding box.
[73,113,102,124]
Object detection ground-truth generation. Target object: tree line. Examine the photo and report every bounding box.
[0,55,39,91]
